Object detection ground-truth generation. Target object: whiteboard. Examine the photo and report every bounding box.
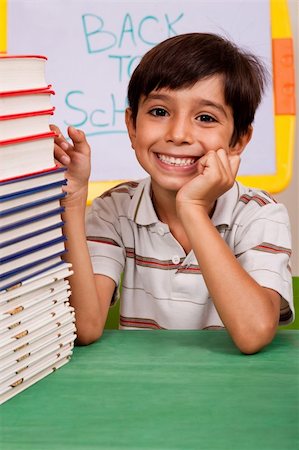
[8,0,275,182]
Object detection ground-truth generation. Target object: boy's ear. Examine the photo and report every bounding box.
[125,107,136,149]
[229,126,253,155]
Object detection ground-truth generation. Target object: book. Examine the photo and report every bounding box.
[0,182,67,215]
[0,321,76,362]
[0,262,73,299]
[0,166,65,197]
[0,54,75,406]
[0,345,73,397]
[0,201,64,231]
[0,132,56,180]
[0,214,64,254]
[0,355,70,405]
[0,224,64,258]
[0,308,75,357]
[0,255,66,289]
[0,302,73,347]
[0,289,71,334]
[0,236,67,276]
[0,259,71,293]
[0,289,71,336]
[0,55,48,93]
[0,335,75,383]
[0,87,54,116]
[0,278,70,317]
[0,279,70,314]
[0,108,54,140]
[1,220,64,249]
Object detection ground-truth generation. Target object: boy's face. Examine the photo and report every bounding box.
[126,75,251,194]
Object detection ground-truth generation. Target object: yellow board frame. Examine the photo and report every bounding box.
[0,0,7,53]
[0,0,295,203]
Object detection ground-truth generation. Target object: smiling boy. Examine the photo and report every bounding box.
[53,33,294,354]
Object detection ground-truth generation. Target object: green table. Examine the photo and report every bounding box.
[1,330,298,450]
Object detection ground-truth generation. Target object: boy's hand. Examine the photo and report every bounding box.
[176,148,240,214]
[51,125,91,205]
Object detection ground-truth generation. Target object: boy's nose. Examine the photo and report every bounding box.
[165,116,194,145]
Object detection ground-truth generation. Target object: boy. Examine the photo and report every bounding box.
[53,33,294,354]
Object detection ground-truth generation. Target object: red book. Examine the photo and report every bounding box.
[0,108,55,140]
[0,87,55,116]
[0,56,48,93]
[0,132,56,180]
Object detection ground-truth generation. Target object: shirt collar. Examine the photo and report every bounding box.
[128,177,240,228]
[128,177,159,225]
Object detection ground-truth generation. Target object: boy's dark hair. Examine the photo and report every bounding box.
[127,33,268,146]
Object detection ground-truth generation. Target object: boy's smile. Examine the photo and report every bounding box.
[126,75,247,195]
[156,153,197,167]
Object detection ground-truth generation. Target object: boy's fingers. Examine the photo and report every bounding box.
[51,124,72,151]
[68,126,90,155]
[214,148,239,177]
[54,143,71,166]
[215,148,232,174]
[50,124,60,134]
[228,154,241,177]
[198,151,212,166]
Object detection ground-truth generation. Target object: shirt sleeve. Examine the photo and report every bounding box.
[85,196,126,293]
[233,202,294,325]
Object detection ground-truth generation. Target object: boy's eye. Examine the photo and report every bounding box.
[149,108,168,117]
[197,114,216,123]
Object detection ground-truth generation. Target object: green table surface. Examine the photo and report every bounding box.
[1,330,298,450]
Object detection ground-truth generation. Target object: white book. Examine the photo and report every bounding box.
[0,262,72,299]
[0,55,48,92]
[0,323,76,368]
[0,132,56,179]
[0,278,70,317]
[0,346,73,397]
[0,336,75,384]
[0,302,74,348]
[0,355,70,405]
[0,310,75,358]
[0,108,54,140]
[0,87,54,116]
[0,290,71,333]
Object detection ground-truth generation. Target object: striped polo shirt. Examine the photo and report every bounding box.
[86,177,294,330]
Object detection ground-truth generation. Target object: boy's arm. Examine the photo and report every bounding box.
[177,149,281,354]
[62,200,115,345]
[53,126,115,345]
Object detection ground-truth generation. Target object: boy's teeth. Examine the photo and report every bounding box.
[157,154,196,166]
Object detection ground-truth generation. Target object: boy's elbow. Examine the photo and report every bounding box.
[233,320,278,355]
[75,331,103,346]
[75,324,104,346]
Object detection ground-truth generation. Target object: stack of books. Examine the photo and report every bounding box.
[0,55,76,404]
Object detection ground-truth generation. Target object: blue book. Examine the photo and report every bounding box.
[0,236,67,276]
[0,179,67,203]
[0,260,70,295]
[0,206,64,233]
[0,189,66,216]
[0,221,64,248]
[0,257,66,292]
[0,166,66,197]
